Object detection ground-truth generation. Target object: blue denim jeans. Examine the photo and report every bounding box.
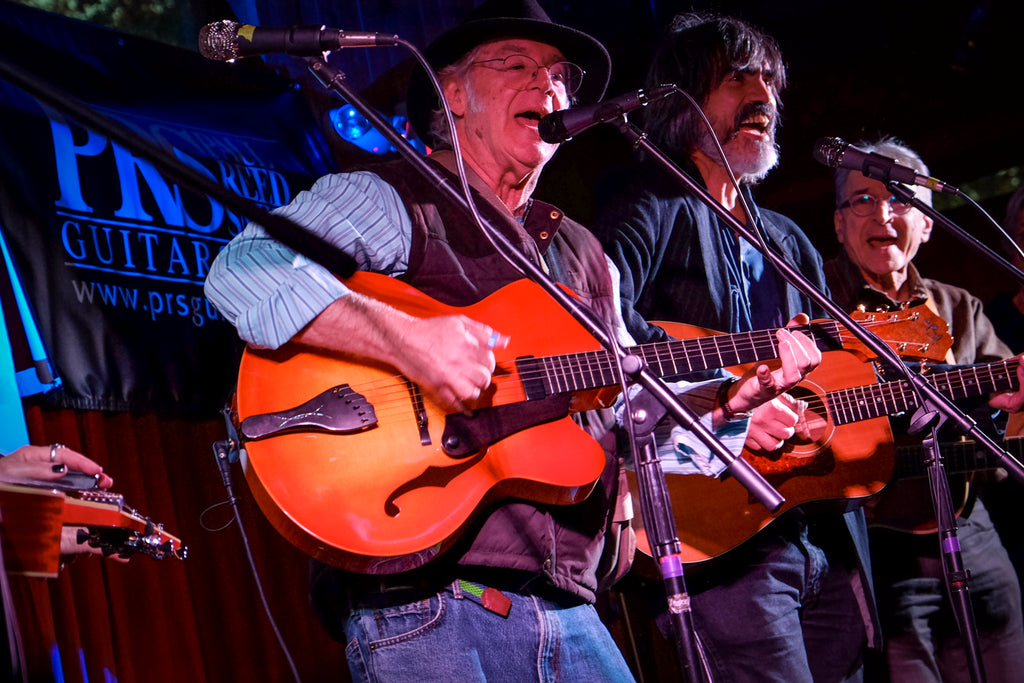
[339,580,636,682]
[688,519,868,683]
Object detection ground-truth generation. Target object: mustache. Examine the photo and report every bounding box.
[723,102,776,142]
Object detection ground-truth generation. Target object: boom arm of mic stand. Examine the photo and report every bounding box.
[889,182,1024,287]
[305,55,785,513]
[611,116,1024,490]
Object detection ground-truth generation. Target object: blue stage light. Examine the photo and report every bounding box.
[328,105,426,155]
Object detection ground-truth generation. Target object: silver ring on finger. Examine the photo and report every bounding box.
[50,443,65,463]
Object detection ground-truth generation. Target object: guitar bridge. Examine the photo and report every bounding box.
[240,384,377,439]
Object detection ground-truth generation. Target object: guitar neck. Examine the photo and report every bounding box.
[637,321,846,378]
[893,436,1024,480]
[828,358,1021,426]
[520,321,846,396]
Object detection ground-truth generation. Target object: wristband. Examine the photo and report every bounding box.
[718,377,753,422]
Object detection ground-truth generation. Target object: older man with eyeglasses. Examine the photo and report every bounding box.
[825,135,1024,683]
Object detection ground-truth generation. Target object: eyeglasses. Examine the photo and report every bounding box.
[838,193,913,217]
[470,54,585,96]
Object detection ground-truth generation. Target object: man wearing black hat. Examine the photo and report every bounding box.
[205,1,820,680]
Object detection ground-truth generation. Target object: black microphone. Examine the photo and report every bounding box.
[198,20,398,61]
[813,136,959,194]
[538,85,677,144]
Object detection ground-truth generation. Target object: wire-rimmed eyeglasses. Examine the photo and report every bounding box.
[470,54,585,96]
[838,193,913,217]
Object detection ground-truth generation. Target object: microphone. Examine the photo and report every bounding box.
[538,85,677,144]
[198,20,398,61]
[812,136,959,194]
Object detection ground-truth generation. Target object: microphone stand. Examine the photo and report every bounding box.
[304,55,786,683]
[610,115,1024,683]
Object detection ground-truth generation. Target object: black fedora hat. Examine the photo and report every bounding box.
[407,0,611,149]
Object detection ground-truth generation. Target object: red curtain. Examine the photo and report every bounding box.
[10,403,350,683]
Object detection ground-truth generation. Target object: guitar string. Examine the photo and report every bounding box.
[307,317,967,422]
[802,358,1020,428]
[290,312,960,424]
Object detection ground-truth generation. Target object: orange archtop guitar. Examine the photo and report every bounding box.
[234,271,950,574]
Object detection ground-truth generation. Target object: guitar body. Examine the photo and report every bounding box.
[866,474,973,534]
[236,272,610,574]
[629,344,895,565]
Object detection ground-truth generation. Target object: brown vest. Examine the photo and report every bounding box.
[367,157,627,602]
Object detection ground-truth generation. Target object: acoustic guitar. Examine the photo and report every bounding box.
[0,483,187,578]
[234,271,950,574]
[633,353,1021,565]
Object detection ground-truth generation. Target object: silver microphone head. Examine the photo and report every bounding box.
[198,20,241,61]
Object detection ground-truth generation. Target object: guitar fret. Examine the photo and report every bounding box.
[593,350,617,388]
[569,352,585,389]
[892,381,913,415]
[830,389,852,425]
[730,331,749,366]
[879,380,903,417]
[598,351,619,387]
[541,356,561,394]
[571,352,590,391]
[652,341,685,377]
[698,336,717,371]
[850,384,871,423]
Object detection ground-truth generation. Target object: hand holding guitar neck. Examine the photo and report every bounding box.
[719,315,823,425]
[986,353,1024,413]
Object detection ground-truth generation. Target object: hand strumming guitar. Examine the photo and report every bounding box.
[717,314,822,431]
[292,289,505,415]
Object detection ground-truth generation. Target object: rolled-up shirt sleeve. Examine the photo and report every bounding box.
[205,171,413,349]
[616,379,747,478]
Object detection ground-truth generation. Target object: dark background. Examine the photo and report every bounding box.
[223,0,1024,302]
[15,0,1023,297]
[536,1,1024,304]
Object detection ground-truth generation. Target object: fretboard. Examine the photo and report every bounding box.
[893,437,1023,479]
[518,321,846,398]
[828,359,1021,427]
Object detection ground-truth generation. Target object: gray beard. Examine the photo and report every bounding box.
[698,129,780,185]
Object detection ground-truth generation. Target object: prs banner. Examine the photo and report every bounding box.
[0,3,335,414]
